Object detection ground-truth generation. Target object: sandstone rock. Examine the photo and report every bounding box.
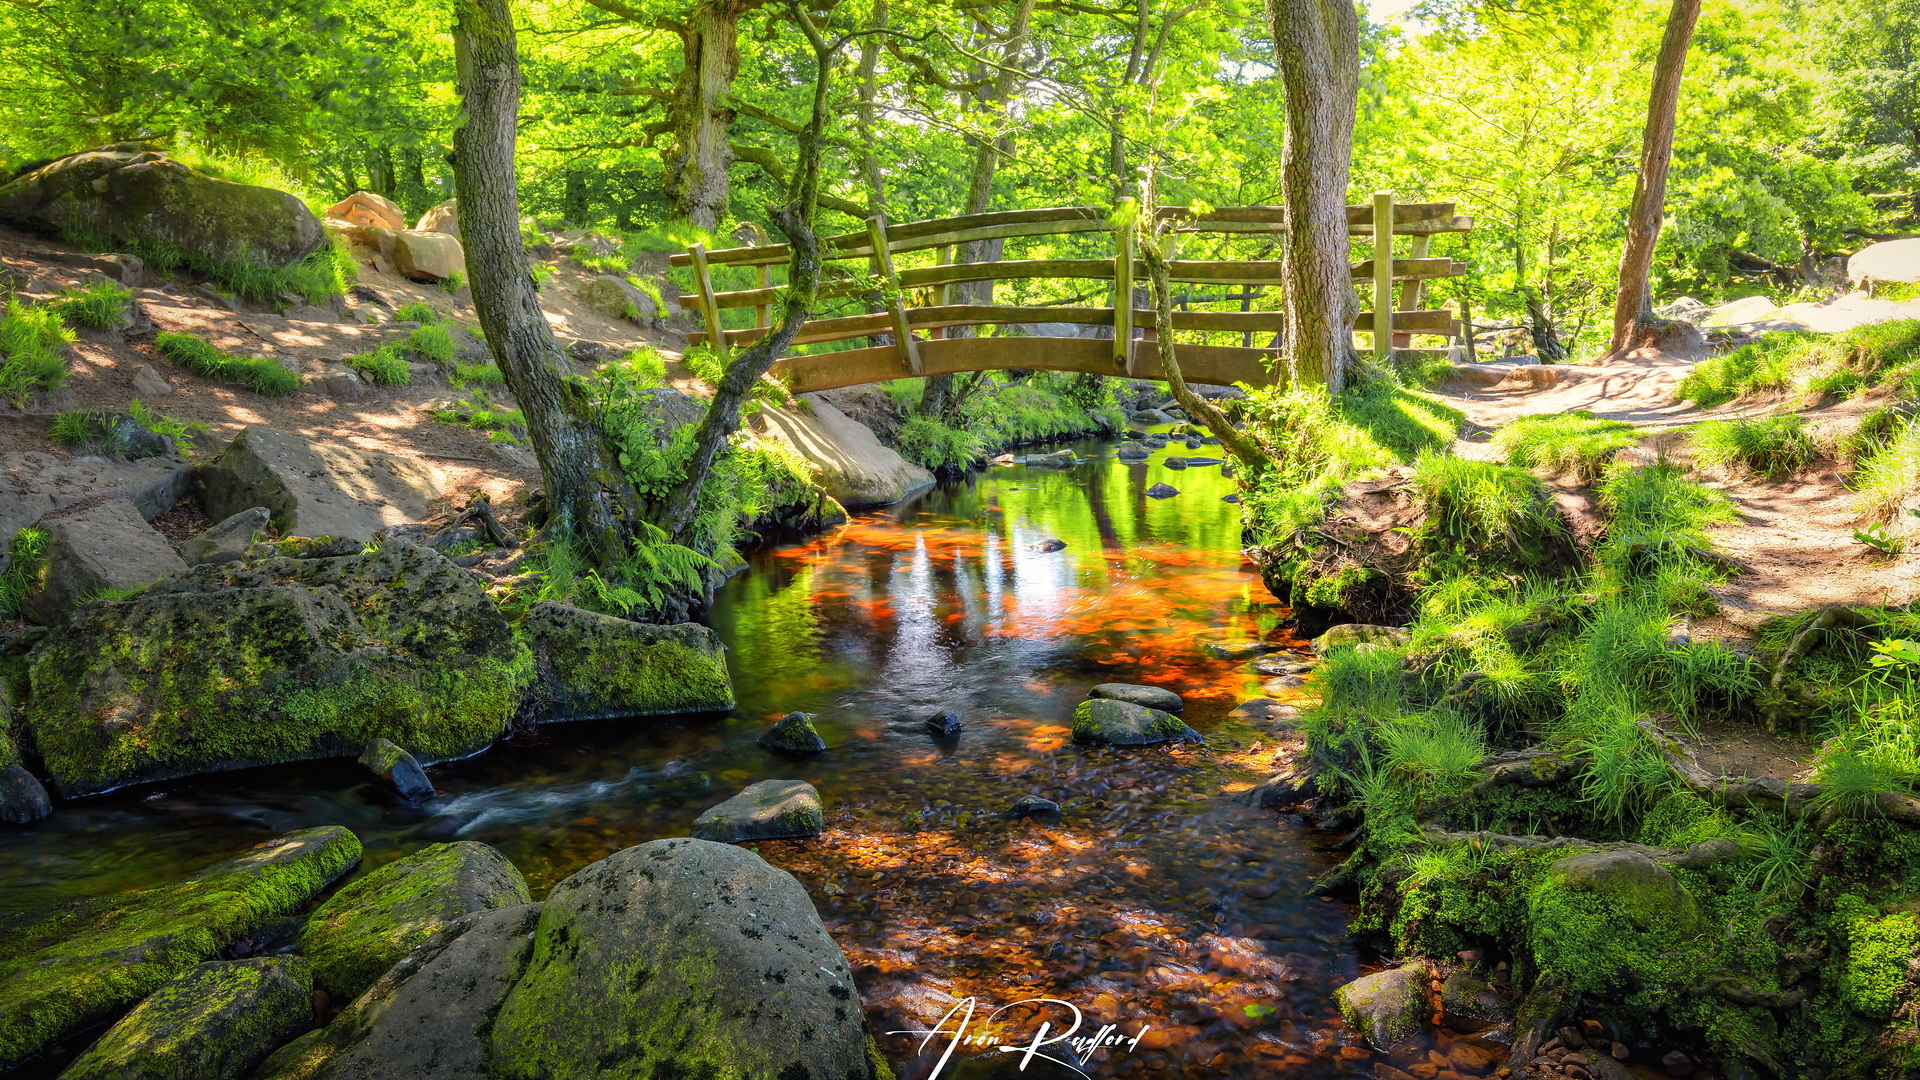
[393,231,465,282]
[519,601,734,722]
[300,841,530,1002]
[758,395,934,508]
[254,904,541,1080]
[1705,295,1779,327]
[758,711,828,754]
[1070,698,1200,746]
[23,541,531,796]
[1089,682,1184,713]
[690,779,825,842]
[489,838,884,1079]
[1847,237,1920,286]
[181,506,271,567]
[326,191,406,232]
[1311,623,1411,652]
[1334,960,1429,1050]
[579,275,658,324]
[0,825,360,1071]
[130,363,173,397]
[60,956,314,1080]
[25,499,187,625]
[0,149,323,269]
[414,199,460,238]
[197,426,443,542]
[359,737,434,802]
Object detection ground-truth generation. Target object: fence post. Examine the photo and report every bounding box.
[688,243,730,364]
[755,263,771,330]
[1112,210,1135,374]
[1373,191,1395,364]
[1396,232,1432,350]
[866,214,922,375]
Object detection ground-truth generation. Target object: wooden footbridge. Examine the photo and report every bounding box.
[669,193,1471,392]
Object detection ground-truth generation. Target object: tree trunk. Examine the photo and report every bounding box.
[1605,0,1701,356]
[453,0,642,568]
[1268,0,1362,396]
[1143,242,1268,470]
[664,0,748,230]
[1109,0,1153,194]
[854,0,888,209]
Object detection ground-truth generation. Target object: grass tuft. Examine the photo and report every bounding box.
[1690,415,1818,479]
[1493,411,1641,480]
[0,302,76,406]
[155,331,301,396]
[48,281,133,330]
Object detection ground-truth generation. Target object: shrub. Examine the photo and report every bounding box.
[1494,411,1641,480]
[0,302,76,406]
[48,280,133,329]
[1690,415,1818,479]
[155,331,301,396]
[439,272,466,293]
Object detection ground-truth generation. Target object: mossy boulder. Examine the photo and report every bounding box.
[1070,698,1201,746]
[521,600,733,722]
[488,838,888,1080]
[1543,849,1700,933]
[255,903,542,1080]
[356,738,433,802]
[1526,849,1702,1002]
[0,149,325,269]
[22,540,533,796]
[1311,623,1411,652]
[60,955,313,1080]
[298,841,530,1002]
[690,779,825,843]
[758,711,828,754]
[1088,682,1184,712]
[0,825,359,1070]
[1334,960,1430,1050]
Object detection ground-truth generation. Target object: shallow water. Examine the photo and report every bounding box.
[0,432,1502,1078]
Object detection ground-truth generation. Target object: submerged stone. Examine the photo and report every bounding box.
[1088,682,1184,713]
[0,825,360,1071]
[1250,655,1312,677]
[1070,698,1200,747]
[520,600,733,723]
[61,956,314,1080]
[690,779,825,843]
[299,841,530,1002]
[1163,456,1188,469]
[925,709,965,737]
[1008,795,1060,817]
[358,738,434,802]
[1145,483,1180,498]
[1030,538,1067,552]
[1201,638,1278,660]
[758,711,828,754]
[1334,960,1430,1050]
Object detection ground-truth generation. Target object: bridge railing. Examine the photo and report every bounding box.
[667,195,1471,392]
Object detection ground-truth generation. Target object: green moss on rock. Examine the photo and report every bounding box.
[298,840,529,1002]
[60,956,314,1080]
[23,541,532,795]
[1070,698,1200,746]
[520,600,733,722]
[1838,899,1919,1018]
[0,825,359,1070]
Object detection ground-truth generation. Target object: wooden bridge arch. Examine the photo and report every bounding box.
[669,194,1472,393]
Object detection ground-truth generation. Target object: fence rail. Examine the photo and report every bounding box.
[668,195,1471,388]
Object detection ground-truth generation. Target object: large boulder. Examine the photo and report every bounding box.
[1334,960,1430,1050]
[0,726,51,824]
[254,904,542,1080]
[0,825,360,1070]
[23,499,186,626]
[393,231,465,283]
[0,149,324,269]
[60,956,314,1080]
[22,541,532,796]
[488,838,887,1080]
[299,841,530,1002]
[326,192,405,232]
[756,395,935,508]
[520,601,734,722]
[197,426,444,542]
[414,199,459,238]
[690,779,825,843]
[579,275,658,324]
[1847,237,1920,286]
[1070,698,1200,746]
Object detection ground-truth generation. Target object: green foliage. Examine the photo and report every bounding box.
[438,272,466,293]
[0,527,47,620]
[393,301,443,325]
[682,345,725,386]
[431,391,524,441]
[128,399,207,453]
[1493,411,1640,480]
[895,415,981,471]
[453,362,506,388]
[67,229,355,306]
[1406,454,1568,562]
[344,343,412,386]
[48,280,132,329]
[1678,321,1920,407]
[1690,415,1819,478]
[1850,412,1920,522]
[0,301,75,406]
[155,331,300,396]
[1836,897,1920,1018]
[48,410,101,446]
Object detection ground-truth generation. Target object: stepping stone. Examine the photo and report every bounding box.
[1070,698,1200,747]
[691,779,825,843]
[758,712,827,754]
[1250,655,1312,677]
[1201,639,1279,660]
[1089,682,1184,713]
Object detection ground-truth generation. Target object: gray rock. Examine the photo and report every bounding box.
[1184,456,1223,466]
[1847,237,1920,286]
[0,763,51,824]
[1115,444,1150,461]
[1439,969,1512,1028]
[690,779,825,843]
[359,737,434,802]
[1163,456,1188,469]
[1008,795,1060,817]
[130,364,173,397]
[15,246,143,286]
[1221,494,1240,503]
[254,904,541,1080]
[564,338,617,366]
[197,426,443,542]
[1030,538,1066,552]
[1129,409,1174,424]
[1335,961,1430,1050]
[1311,623,1411,652]
[489,442,537,470]
[60,956,313,1080]
[315,363,367,401]
[489,839,884,1079]
[1026,449,1077,467]
[1201,638,1278,660]
[180,506,271,567]
[1251,655,1312,677]
[519,601,734,722]
[1544,849,1699,932]
[1228,699,1301,730]
[1262,675,1307,693]
[1145,483,1180,498]
[1089,682,1184,713]
[26,499,187,625]
[579,275,658,324]
[1070,698,1200,746]
[925,709,964,737]
[299,841,530,1002]
[758,711,828,754]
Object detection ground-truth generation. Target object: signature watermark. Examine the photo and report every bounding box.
[888,996,1152,1077]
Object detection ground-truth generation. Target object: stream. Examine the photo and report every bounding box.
[0,431,1468,1078]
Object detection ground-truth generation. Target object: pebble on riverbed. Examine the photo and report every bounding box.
[758,712,828,754]
[1007,794,1060,817]
[1250,655,1312,677]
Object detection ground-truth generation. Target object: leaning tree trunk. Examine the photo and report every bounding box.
[664,0,747,230]
[1143,243,1269,470]
[1605,0,1702,356]
[1269,0,1362,396]
[453,0,643,568]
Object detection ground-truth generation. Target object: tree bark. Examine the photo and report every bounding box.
[453,0,642,568]
[1605,0,1702,356]
[854,0,889,209]
[1268,0,1362,396]
[664,0,753,230]
[1143,240,1268,470]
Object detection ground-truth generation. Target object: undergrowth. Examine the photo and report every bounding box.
[48,281,132,329]
[64,227,356,305]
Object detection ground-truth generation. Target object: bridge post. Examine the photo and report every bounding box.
[865,215,922,375]
[1372,191,1394,364]
[1112,208,1135,375]
[687,243,730,364]
[931,245,951,339]
[1396,231,1432,349]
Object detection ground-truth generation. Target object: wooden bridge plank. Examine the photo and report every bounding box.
[686,305,1456,347]
[769,336,1278,394]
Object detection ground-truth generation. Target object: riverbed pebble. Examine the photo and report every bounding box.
[1007,794,1060,816]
